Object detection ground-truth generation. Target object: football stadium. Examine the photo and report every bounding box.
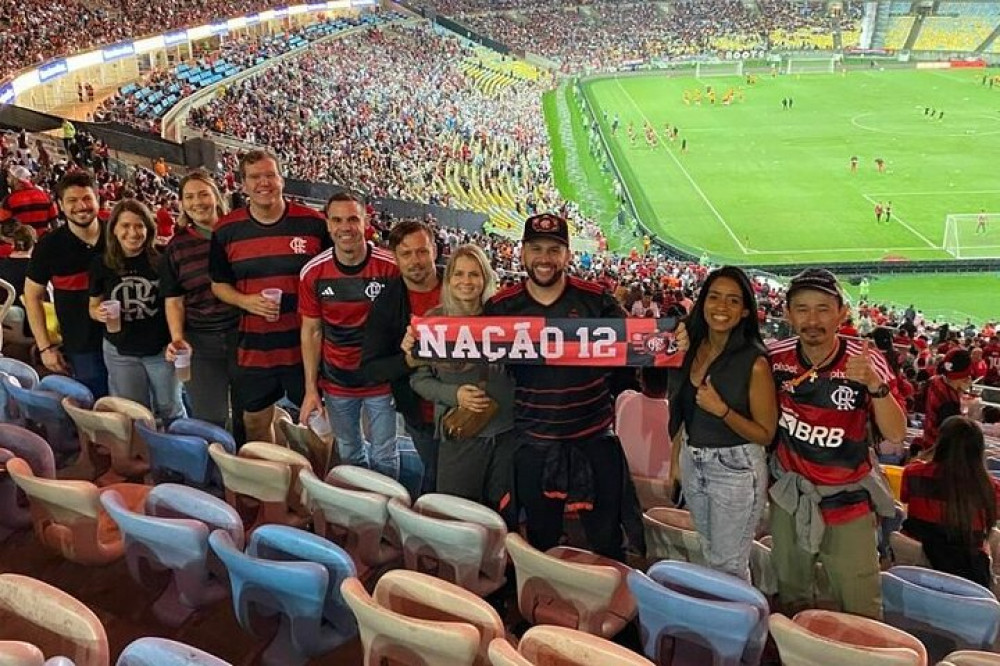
[3,0,1000,663]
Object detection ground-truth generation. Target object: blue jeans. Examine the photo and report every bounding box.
[103,340,186,424]
[680,442,768,581]
[66,350,109,399]
[324,392,398,479]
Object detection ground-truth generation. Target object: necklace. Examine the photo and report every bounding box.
[787,340,841,391]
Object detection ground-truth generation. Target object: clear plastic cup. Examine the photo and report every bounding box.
[173,347,192,382]
[261,288,282,323]
[102,300,121,333]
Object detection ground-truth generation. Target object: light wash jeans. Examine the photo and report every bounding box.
[680,442,768,581]
[102,340,186,424]
[324,392,399,479]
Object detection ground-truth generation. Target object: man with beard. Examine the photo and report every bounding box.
[24,171,108,396]
[361,219,442,492]
[485,213,635,560]
[768,268,906,619]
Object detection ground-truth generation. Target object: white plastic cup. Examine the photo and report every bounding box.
[261,288,282,323]
[102,300,121,333]
[174,348,192,382]
[308,410,334,444]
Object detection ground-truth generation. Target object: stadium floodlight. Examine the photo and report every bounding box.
[695,60,745,78]
[943,213,1000,259]
[784,55,840,75]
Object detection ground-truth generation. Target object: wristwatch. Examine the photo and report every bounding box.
[867,383,890,398]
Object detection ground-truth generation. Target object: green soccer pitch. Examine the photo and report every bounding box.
[543,68,1000,322]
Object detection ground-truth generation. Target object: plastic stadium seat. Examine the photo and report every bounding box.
[6,457,148,565]
[275,412,337,477]
[642,507,705,565]
[0,641,46,665]
[881,566,1000,660]
[208,442,308,532]
[137,419,235,489]
[0,425,54,541]
[116,637,232,665]
[0,357,39,424]
[374,569,505,665]
[749,538,778,596]
[62,396,153,484]
[505,533,636,638]
[99,483,243,627]
[615,390,672,510]
[387,494,507,596]
[341,576,481,666]
[769,610,928,666]
[941,651,1000,665]
[631,559,769,666]
[209,525,357,666]
[300,467,408,579]
[514,625,655,665]
[889,532,931,567]
[0,574,109,666]
[5,375,91,464]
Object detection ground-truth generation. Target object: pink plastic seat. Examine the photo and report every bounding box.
[0,641,46,665]
[300,467,409,579]
[0,574,109,666]
[387,494,507,596]
[515,625,654,665]
[941,651,1000,665]
[615,390,672,510]
[208,442,310,533]
[890,532,930,567]
[62,396,153,484]
[0,425,55,542]
[769,610,928,666]
[374,570,506,666]
[6,457,149,565]
[505,533,636,638]
[341,576,481,666]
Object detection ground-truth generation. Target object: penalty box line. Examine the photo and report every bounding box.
[859,194,939,249]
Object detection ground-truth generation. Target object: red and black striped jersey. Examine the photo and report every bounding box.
[160,227,239,333]
[769,336,898,524]
[485,276,625,440]
[902,460,1000,533]
[298,244,399,397]
[209,201,328,369]
[0,186,58,237]
[25,224,105,353]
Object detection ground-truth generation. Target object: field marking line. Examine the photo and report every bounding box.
[748,246,932,255]
[859,193,939,249]
[865,190,1000,197]
[612,77,749,256]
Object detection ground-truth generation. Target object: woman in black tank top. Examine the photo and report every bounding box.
[669,266,778,581]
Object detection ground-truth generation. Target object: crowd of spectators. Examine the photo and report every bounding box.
[188,24,600,238]
[0,0,295,82]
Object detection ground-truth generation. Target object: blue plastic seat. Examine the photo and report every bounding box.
[137,419,234,488]
[117,637,231,665]
[5,375,92,463]
[628,560,770,666]
[882,565,1000,661]
[396,435,424,499]
[986,457,1000,472]
[0,358,39,424]
[100,484,243,627]
[209,524,358,666]
[0,424,55,540]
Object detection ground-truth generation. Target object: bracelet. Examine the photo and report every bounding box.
[721,407,731,420]
[39,345,55,354]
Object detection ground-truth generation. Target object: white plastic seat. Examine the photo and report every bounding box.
[769,610,928,666]
[208,442,307,533]
[642,507,704,564]
[517,625,654,665]
[505,533,635,638]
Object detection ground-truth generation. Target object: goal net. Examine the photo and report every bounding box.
[785,56,840,75]
[943,213,1000,259]
[695,60,744,78]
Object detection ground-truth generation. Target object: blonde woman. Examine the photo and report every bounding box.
[405,244,517,523]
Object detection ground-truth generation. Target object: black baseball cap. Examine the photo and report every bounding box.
[786,268,844,304]
[522,213,569,247]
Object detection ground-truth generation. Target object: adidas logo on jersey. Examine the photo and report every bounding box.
[321,287,335,297]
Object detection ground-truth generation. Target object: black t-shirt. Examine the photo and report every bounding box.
[89,253,169,356]
[0,257,30,303]
[26,224,105,354]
